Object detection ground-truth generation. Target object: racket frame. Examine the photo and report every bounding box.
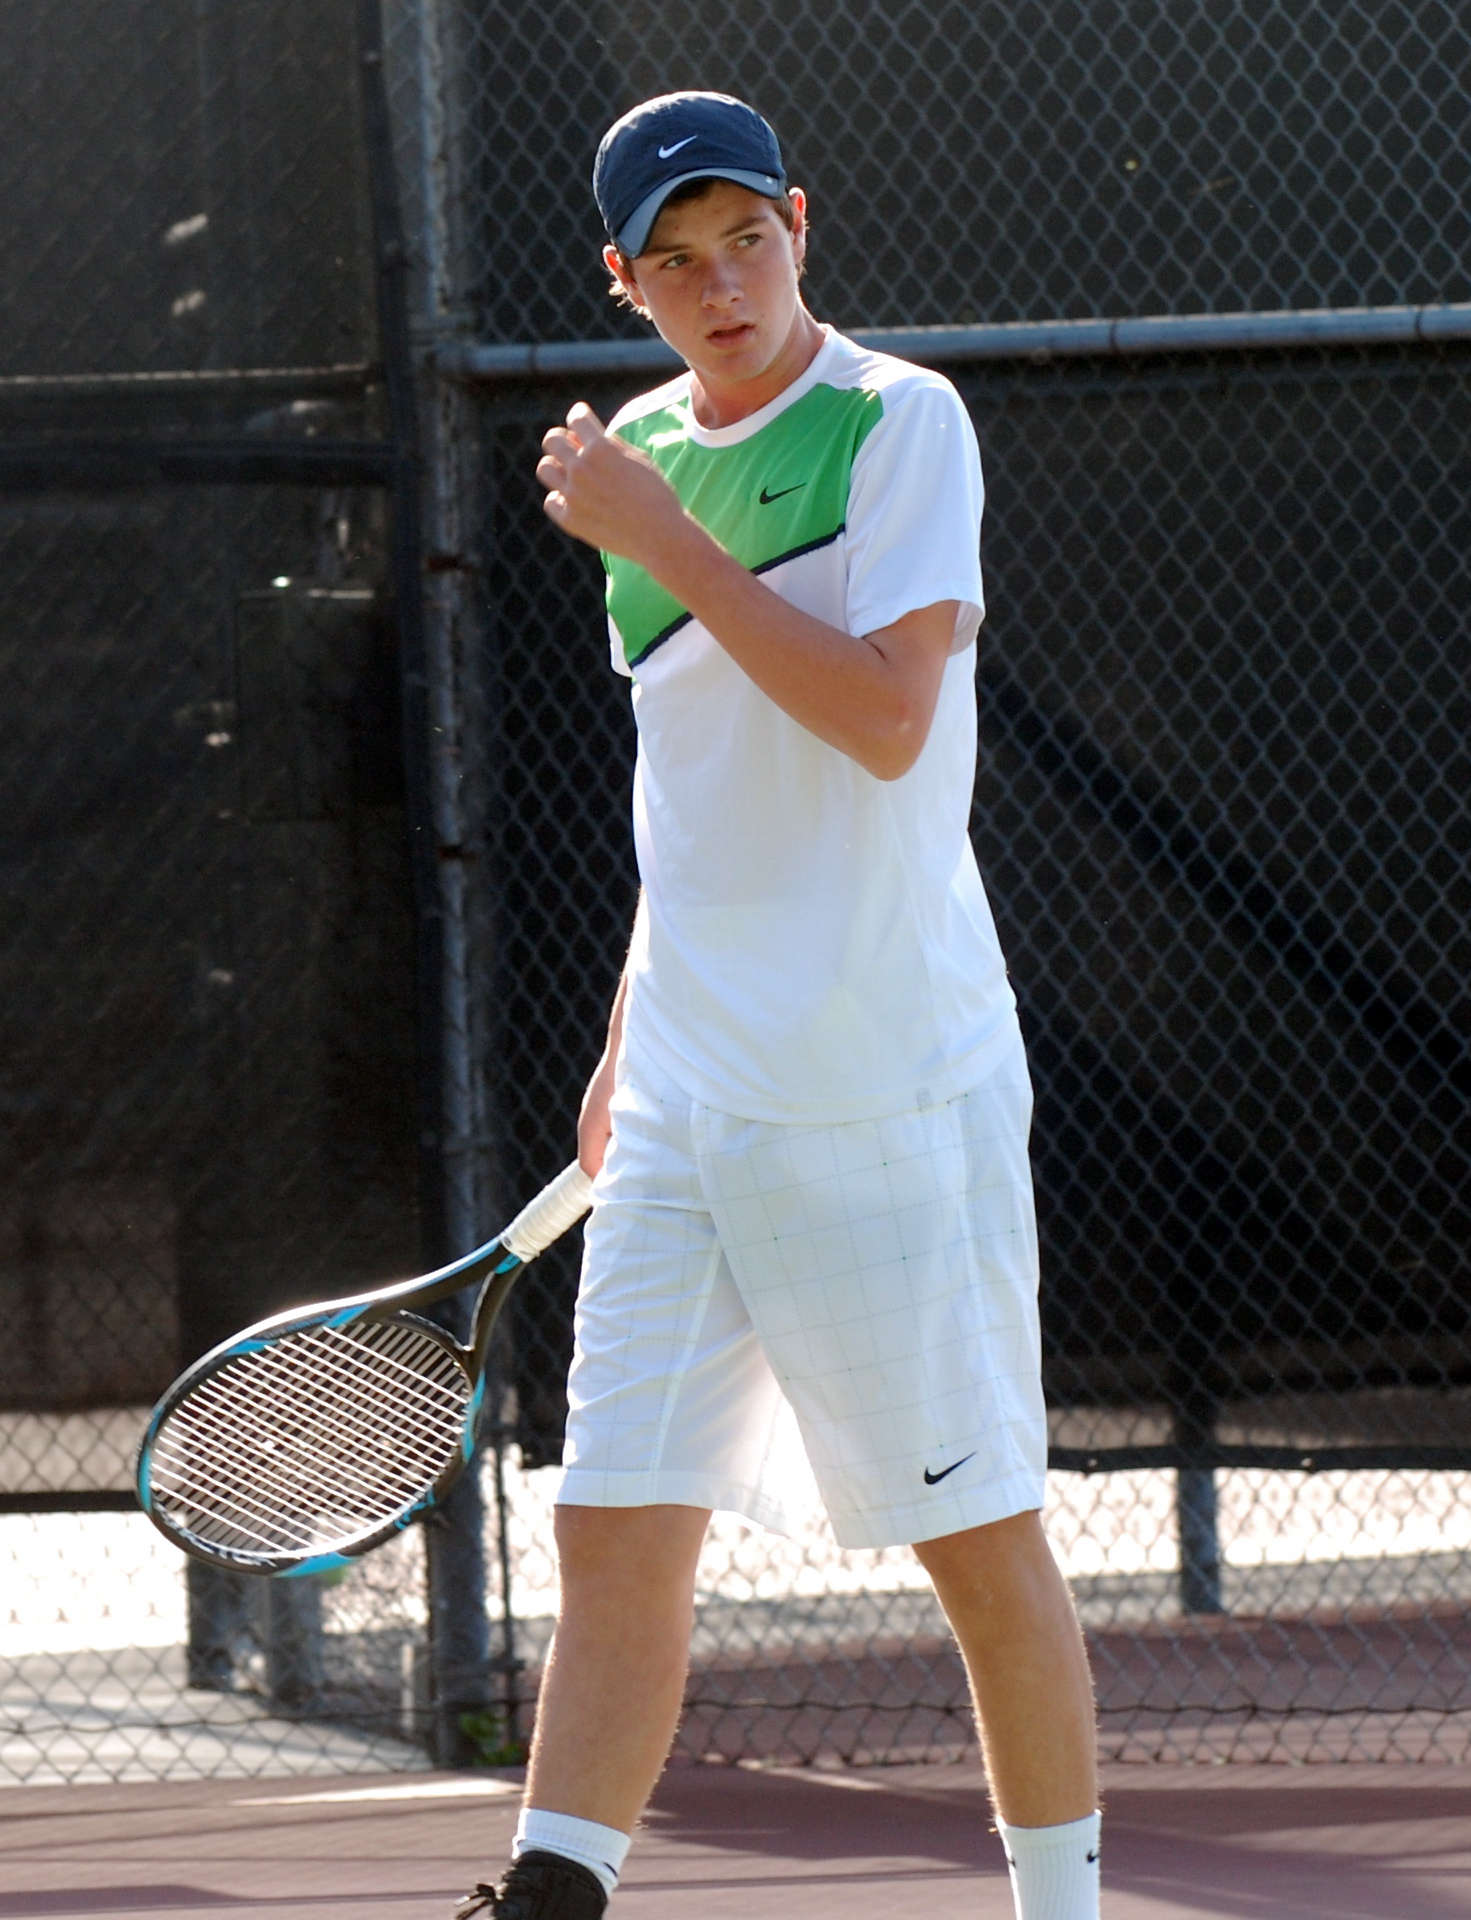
[136,1164,589,1575]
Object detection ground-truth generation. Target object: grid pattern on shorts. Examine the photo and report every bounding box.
[568,1206,794,1530]
[567,1047,797,1528]
[566,1031,1046,1551]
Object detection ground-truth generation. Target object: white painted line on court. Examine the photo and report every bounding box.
[758,1765,890,1790]
[236,1777,521,1806]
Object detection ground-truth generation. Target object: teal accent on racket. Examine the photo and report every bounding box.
[135,1162,593,1575]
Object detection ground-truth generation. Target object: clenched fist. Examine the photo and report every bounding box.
[536,403,690,569]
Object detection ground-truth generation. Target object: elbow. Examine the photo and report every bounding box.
[857,707,931,781]
[862,746,921,782]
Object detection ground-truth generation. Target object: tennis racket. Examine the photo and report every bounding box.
[136,1162,593,1577]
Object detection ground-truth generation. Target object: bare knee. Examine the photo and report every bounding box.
[554,1503,710,1597]
[913,1510,1067,1629]
[914,1506,1046,1574]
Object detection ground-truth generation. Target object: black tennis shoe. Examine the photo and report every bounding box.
[454,1851,608,1920]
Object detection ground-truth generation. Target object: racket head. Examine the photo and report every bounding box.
[137,1307,479,1575]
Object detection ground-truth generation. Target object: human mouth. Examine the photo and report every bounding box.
[706,322,756,348]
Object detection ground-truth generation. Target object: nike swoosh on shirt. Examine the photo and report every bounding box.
[657,135,698,158]
[923,1452,976,1486]
[758,482,805,504]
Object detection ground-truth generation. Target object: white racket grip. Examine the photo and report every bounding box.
[500,1161,594,1263]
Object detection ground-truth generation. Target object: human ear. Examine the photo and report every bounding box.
[787,187,808,268]
[603,242,649,315]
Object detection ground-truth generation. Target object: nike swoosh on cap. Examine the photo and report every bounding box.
[657,135,698,158]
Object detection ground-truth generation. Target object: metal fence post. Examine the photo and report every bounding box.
[263,1579,327,1713]
[368,0,497,1765]
[489,1377,526,1752]
[1174,1388,1224,1616]
[184,1564,254,1692]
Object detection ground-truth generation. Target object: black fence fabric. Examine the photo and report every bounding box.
[0,479,433,1776]
[5,0,374,379]
[461,0,1471,343]
[966,343,1471,1447]
[482,340,1471,1466]
[0,0,439,1783]
[471,337,1471,1760]
[438,6,1471,1770]
[0,485,420,1435]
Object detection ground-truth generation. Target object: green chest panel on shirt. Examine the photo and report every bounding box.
[605,380,884,671]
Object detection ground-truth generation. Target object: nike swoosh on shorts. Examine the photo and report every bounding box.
[923,1452,976,1486]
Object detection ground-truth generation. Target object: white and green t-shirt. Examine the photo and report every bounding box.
[605,325,1016,1124]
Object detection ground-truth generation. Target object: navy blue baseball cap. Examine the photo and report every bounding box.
[594,92,787,259]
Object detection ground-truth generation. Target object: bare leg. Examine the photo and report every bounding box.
[914,1510,1097,1826]
[525,1503,711,1831]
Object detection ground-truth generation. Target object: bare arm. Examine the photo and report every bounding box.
[578,958,629,1178]
[538,404,956,781]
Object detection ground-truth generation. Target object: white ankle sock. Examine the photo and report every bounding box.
[513,1807,631,1899]
[995,1811,1101,1920]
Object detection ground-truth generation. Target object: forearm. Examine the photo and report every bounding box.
[577,926,632,1177]
[602,961,630,1064]
[645,512,942,779]
[537,401,954,779]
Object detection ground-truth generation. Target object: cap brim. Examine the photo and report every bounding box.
[614,168,786,258]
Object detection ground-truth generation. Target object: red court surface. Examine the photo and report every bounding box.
[2,1761,1469,1918]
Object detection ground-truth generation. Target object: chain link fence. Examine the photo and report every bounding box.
[2,0,1469,1785]
[450,0,1471,1769]
[7,0,375,379]
[457,0,1471,343]
[474,340,1471,1766]
[0,471,439,1780]
[0,0,446,1783]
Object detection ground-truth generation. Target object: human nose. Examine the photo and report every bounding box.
[699,256,742,309]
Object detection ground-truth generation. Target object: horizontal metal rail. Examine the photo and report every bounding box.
[440,300,1471,381]
[0,363,376,406]
[5,1439,1470,1514]
[1050,1444,1471,1475]
[0,1491,140,1514]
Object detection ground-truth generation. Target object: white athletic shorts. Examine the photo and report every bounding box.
[558,1021,1047,1551]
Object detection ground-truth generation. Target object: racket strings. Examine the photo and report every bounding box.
[148,1318,471,1561]
[187,1326,463,1478]
[155,1402,458,1552]
[153,1328,466,1556]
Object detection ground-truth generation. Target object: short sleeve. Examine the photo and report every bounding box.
[843,378,985,650]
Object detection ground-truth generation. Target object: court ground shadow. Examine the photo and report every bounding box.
[1,1761,1469,1918]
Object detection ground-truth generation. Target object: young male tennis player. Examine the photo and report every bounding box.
[456,91,1100,1920]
